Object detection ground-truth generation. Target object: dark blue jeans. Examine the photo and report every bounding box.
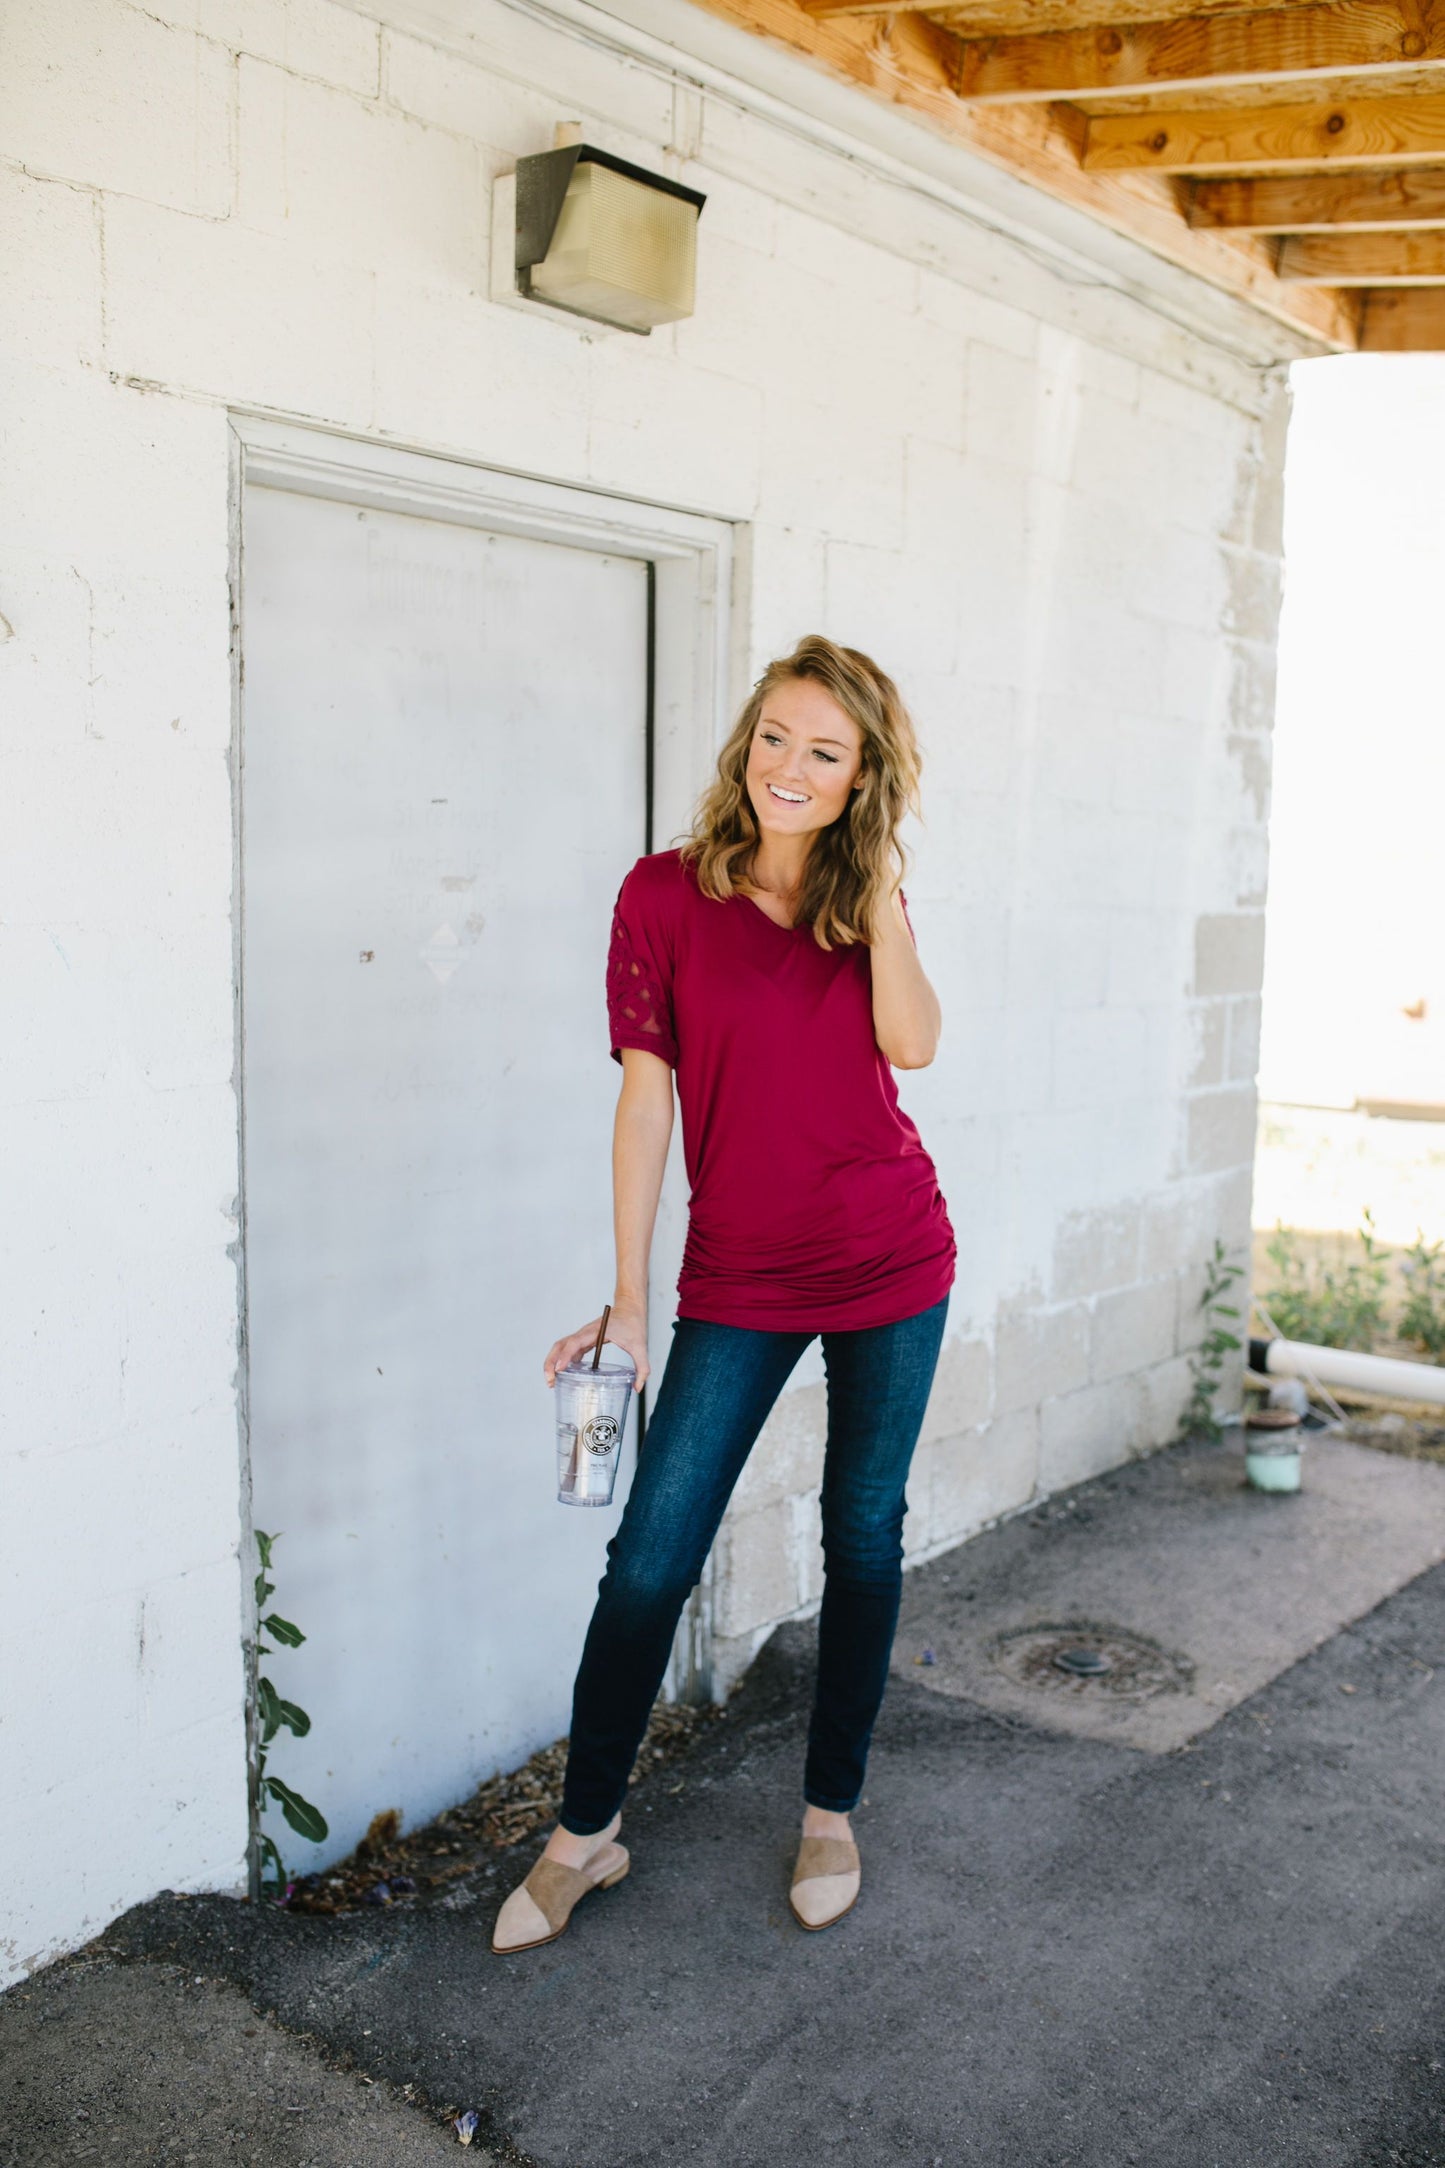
[559,1293,950,1834]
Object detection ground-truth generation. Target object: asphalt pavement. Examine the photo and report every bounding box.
[4,1429,1445,2167]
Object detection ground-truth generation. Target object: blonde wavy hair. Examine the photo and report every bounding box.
[676,635,923,951]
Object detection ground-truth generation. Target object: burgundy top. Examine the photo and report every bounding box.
[605,848,956,1332]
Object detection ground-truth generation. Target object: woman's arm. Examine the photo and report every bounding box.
[543,1046,673,1393]
[611,1047,675,1328]
[869,885,942,1070]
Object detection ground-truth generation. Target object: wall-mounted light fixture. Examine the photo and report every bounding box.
[491,125,706,335]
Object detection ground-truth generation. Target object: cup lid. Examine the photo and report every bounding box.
[561,1343,637,1379]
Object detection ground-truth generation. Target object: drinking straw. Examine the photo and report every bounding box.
[590,1304,611,1372]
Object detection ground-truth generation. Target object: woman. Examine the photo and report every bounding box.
[492,634,956,1953]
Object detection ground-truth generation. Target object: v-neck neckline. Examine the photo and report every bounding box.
[737,889,806,935]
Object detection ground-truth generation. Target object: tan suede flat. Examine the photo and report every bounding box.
[788,1835,861,1931]
[490,1843,630,1954]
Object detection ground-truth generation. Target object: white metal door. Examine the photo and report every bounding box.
[241,483,649,1869]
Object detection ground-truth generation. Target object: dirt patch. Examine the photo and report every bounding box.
[276,1699,720,1917]
[1340,1406,1445,1467]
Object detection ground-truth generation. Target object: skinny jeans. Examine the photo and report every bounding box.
[558,1292,950,1834]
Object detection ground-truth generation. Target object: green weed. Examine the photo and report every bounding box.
[252,1529,328,1895]
[1180,1239,1245,1443]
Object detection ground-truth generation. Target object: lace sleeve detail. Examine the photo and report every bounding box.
[607,883,679,1068]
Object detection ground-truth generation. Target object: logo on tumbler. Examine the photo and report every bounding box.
[582,1414,620,1456]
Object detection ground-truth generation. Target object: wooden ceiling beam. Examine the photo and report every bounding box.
[953,4,1445,106]
[1189,165,1445,226]
[802,0,1321,25]
[1083,88,1445,172]
[683,0,1359,347]
[1358,285,1445,339]
[1278,229,1445,277]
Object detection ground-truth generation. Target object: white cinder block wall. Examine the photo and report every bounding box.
[2,0,1293,1981]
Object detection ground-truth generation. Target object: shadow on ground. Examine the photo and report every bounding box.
[5,1432,1445,2167]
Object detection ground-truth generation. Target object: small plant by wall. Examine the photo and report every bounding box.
[251,1530,328,1896]
[1179,1239,1245,1442]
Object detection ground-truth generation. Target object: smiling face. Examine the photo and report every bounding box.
[744,676,866,848]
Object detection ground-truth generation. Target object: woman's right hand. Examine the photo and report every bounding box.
[543,1301,650,1394]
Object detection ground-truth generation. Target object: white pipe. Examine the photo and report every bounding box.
[1257,1336,1445,1409]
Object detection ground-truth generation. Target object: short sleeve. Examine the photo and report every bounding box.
[606,867,679,1068]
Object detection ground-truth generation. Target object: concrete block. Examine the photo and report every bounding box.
[372,274,591,481]
[238,58,486,285]
[1053,1005,1150,1112]
[1038,1374,1145,1491]
[774,202,917,319]
[1186,1085,1257,1176]
[6,1414,240,1614]
[919,1334,991,1444]
[1227,638,1278,736]
[1091,1278,1177,1384]
[1193,912,1267,998]
[382,11,671,148]
[674,231,794,387]
[1141,1174,1250,1286]
[1226,824,1271,912]
[588,350,761,517]
[1106,909,1189,1007]
[1052,1201,1141,1301]
[965,341,1042,469]
[1163,622,1226,726]
[824,538,957,680]
[3,364,230,572]
[1221,544,1283,642]
[226,0,381,94]
[793,1489,826,1602]
[917,269,1036,358]
[758,389,904,549]
[1187,1000,1227,1089]
[0,0,233,216]
[1107,722,1198,825]
[1250,373,1291,555]
[103,196,377,424]
[1227,995,1263,1083]
[84,569,234,753]
[1228,733,1272,825]
[994,1305,1089,1414]
[1006,911,1110,1013]
[739,523,828,667]
[731,1381,826,1513]
[713,1501,798,1640]
[0,167,104,373]
[0,544,102,746]
[926,1407,1040,1544]
[1138,1351,1196,1444]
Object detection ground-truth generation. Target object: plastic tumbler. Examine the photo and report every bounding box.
[555,1347,636,1507]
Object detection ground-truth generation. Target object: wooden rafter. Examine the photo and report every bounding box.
[1277,228,1445,276]
[1359,286,1445,341]
[802,0,1320,25]
[1189,166,1445,226]
[1083,88,1445,173]
[952,4,1445,106]
[686,0,1445,345]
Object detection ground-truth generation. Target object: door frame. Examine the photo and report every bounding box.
[228,417,736,1885]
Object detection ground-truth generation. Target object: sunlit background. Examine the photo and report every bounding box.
[1255,355,1445,1255]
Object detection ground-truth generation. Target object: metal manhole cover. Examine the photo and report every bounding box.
[989,1620,1193,1701]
